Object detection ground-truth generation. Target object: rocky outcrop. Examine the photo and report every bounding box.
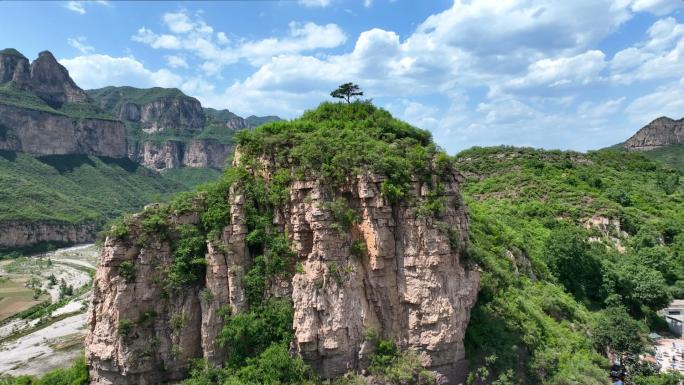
[29,51,89,106]
[624,117,684,151]
[0,104,127,158]
[0,220,96,249]
[138,98,205,133]
[183,139,232,169]
[0,49,128,158]
[127,139,232,170]
[0,49,30,87]
[86,155,480,385]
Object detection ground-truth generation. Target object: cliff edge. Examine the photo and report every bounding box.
[85,102,480,384]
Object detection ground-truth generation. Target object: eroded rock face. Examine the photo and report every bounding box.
[183,139,232,169]
[138,98,205,133]
[127,139,232,170]
[29,51,89,106]
[86,159,479,385]
[0,221,96,249]
[0,104,127,158]
[624,116,684,151]
[0,50,30,87]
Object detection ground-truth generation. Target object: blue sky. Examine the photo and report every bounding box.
[1,0,683,154]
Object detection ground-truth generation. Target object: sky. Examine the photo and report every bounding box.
[1,0,683,154]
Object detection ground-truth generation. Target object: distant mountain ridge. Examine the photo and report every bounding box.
[0,48,284,171]
[623,116,684,151]
[620,116,684,172]
[88,86,283,170]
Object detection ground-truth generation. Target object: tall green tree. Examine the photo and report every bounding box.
[330,83,363,103]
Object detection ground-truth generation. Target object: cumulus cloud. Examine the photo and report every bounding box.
[626,77,684,124]
[67,37,94,54]
[132,11,346,73]
[630,0,684,15]
[63,1,109,15]
[59,54,181,89]
[298,0,331,7]
[165,55,188,69]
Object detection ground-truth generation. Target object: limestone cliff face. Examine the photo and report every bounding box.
[29,51,89,106]
[0,220,96,249]
[86,154,480,385]
[127,139,232,170]
[0,104,127,158]
[137,98,205,133]
[0,49,30,87]
[0,49,127,158]
[624,116,684,151]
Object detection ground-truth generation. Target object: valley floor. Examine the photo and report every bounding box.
[0,244,98,376]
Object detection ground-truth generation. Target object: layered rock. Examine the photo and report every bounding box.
[127,139,232,170]
[0,49,127,158]
[0,104,127,158]
[624,116,684,151]
[0,220,96,249]
[86,155,480,385]
[29,51,89,106]
[0,49,30,87]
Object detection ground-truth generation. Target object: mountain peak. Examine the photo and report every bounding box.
[623,116,684,151]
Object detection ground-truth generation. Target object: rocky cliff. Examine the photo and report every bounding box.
[0,104,127,157]
[86,103,480,385]
[0,49,127,158]
[623,116,684,151]
[0,220,96,250]
[88,86,206,133]
[127,139,232,170]
[89,87,282,170]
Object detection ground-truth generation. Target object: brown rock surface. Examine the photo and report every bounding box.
[623,116,684,151]
[86,152,479,385]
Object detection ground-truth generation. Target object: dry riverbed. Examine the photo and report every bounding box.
[0,244,98,376]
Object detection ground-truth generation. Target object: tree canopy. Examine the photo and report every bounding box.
[330,83,363,103]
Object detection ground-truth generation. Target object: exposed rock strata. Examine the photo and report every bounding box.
[0,221,96,249]
[0,104,127,158]
[86,157,480,385]
[624,116,684,151]
[127,139,232,170]
[29,51,89,106]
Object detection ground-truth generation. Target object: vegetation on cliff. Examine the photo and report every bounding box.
[459,146,683,384]
[98,100,457,385]
[0,150,199,251]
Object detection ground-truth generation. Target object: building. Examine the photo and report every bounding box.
[664,300,684,337]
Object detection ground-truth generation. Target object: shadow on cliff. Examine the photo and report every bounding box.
[37,154,96,173]
[99,156,141,173]
[37,154,142,174]
[0,150,17,162]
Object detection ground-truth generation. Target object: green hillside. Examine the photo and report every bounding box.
[642,145,684,173]
[86,86,195,112]
[0,150,192,227]
[458,146,683,384]
[0,83,116,120]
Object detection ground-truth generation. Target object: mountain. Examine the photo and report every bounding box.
[0,49,126,158]
[621,116,684,172]
[88,86,284,170]
[86,102,479,385]
[0,151,189,252]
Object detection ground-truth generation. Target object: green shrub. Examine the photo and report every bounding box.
[118,260,136,283]
[118,319,134,338]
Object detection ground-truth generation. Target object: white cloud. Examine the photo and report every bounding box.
[133,12,346,72]
[626,77,684,124]
[298,0,331,7]
[630,0,684,15]
[59,54,182,89]
[217,32,229,45]
[610,17,684,83]
[63,0,109,14]
[163,12,194,34]
[165,55,188,68]
[364,0,373,8]
[67,37,94,54]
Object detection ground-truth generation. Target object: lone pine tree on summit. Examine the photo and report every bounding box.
[330,83,364,103]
